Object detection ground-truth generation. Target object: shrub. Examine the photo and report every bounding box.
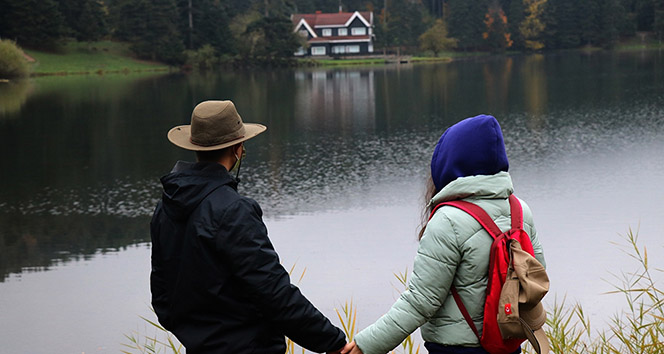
[185,45,220,71]
[0,40,30,79]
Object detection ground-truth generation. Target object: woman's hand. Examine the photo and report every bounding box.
[340,340,364,354]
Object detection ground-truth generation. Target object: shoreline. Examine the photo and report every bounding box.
[12,41,664,79]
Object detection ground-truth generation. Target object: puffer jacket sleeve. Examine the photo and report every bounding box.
[354,211,461,354]
[217,197,346,353]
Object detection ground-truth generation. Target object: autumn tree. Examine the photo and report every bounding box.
[419,18,457,55]
[483,6,513,51]
[519,0,546,50]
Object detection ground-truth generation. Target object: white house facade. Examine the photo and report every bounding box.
[291,11,374,56]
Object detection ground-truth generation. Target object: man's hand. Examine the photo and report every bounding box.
[340,340,363,354]
[327,343,346,354]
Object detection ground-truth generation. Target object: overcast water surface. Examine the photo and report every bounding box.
[1,51,663,353]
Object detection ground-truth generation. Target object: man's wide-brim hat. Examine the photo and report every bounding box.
[168,100,267,151]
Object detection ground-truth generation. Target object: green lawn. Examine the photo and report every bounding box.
[25,41,171,75]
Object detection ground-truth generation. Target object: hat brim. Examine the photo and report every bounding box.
[167,123,267,151]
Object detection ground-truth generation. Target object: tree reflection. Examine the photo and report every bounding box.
[0,80,32,117]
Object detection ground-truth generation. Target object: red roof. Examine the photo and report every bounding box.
[292,11,372,27]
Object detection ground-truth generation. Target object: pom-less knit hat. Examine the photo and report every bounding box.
[431,115,509,191]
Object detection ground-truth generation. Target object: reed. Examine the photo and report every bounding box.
[121,314,183,354]
[124,229,662,354]
[523,228,664,354]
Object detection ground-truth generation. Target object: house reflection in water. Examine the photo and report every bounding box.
[294,69,376,133]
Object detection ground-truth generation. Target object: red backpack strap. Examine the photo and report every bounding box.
[451,287,481,341]
[429,195,523,343]
[508,194,523,230]
[430,200,502,239]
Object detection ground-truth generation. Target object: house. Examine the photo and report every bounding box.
[291,11,374,56]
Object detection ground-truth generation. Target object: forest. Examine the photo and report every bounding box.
[0,0,663,65]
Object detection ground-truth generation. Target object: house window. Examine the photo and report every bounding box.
[298,29,309,37]
[338,28,348,36]
[295,47,306,56]
[332,46,346,54]
[351,27,366,36]
[322,28,332,36]
[311,46,326,56]
[347,45,360,53]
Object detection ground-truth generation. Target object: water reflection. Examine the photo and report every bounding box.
[295,69,376,132]
[0,80,32,116]
[0,51,663,283]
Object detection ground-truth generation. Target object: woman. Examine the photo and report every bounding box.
[342,115,546,354]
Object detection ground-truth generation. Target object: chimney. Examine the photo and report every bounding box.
[315,10,322,14]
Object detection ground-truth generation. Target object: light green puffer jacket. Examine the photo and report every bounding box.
[354,172,546,354]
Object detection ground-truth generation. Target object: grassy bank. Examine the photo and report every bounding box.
[25,41,171,76]
[299,55,455,67]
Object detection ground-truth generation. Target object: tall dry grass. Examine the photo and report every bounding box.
[524,228,664,354]
[123,229,662,354]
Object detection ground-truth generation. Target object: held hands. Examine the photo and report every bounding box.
[339,340,363,354]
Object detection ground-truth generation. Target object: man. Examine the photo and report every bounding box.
[150,100,346,354]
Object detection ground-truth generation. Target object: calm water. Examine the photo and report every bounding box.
[1,51,663,353]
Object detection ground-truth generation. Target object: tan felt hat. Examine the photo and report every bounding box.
[168,100,267,151]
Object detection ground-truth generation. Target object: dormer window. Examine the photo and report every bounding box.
[322,28,332,36]
[351,27,366,36]
[338,28,348,36]
[298,29,309,37]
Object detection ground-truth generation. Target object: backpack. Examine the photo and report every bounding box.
[429,194,549,354]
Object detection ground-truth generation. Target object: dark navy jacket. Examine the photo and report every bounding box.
[150,161,345,354]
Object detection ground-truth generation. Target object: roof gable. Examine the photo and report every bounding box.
[293,17,317,37]
[292,11,372,28]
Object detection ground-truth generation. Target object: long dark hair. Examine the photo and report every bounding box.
[418,176,439,240]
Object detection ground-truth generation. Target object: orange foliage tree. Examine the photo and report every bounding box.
[483,7,513,52]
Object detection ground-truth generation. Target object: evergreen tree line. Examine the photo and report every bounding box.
[0,0,662,65]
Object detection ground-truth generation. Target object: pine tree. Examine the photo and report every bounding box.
[552,0,582,48]
[176,0,234,54]
[109,0,149,42]
[635,0,655,31]
[0,0,66,48]
[656,0,664,42]
[506,0,526,49]
[110,0,184,64]
[448,0,489,50]
[579,0,600,45]
[77,0,108,42]
[55,0,107,41]
[244,15,300,62]
[597,0,621,48]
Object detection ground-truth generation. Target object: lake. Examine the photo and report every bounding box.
[1,51,663,353]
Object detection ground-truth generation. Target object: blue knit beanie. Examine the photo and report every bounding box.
[431,115,509,191]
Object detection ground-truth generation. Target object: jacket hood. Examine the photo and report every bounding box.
[159,161,236,221]
[431,115,509,191]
